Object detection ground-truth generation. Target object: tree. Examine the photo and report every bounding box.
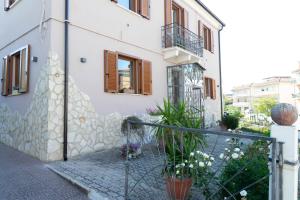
[253,97,277,117]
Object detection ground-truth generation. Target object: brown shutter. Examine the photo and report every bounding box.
[19,45,30,93]
[140,0,150,19]
[140,60,152,95]
[104,50,118,93]
[165,0,172,25]
[183,9,189,29]
[208,29,212,52]
[198,20,202,37]
[130,0,138,12]
[211,30,214,53]
[111,0,118,3]
[212,79,216,100]
[1,56,9,96]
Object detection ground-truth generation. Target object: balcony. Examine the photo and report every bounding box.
[162,23,203,64]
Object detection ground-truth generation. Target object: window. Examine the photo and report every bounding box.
[1,45,30,96]
[4,0,17,11]
[204,77,216,99]
[203,25,213,52]
[104,50,152,95]
[118,56,135,93]
[111,0,150,19]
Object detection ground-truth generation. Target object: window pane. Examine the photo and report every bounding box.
[119,0,130,9]
[118,58,134,93]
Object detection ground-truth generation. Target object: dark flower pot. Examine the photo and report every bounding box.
[166,177,192,200]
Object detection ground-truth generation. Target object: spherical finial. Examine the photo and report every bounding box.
[271,103,298,126]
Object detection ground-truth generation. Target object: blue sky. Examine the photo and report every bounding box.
[201,0,300,93]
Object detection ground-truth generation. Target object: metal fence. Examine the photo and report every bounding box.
[162,23,203,57]
[124,121,279,200]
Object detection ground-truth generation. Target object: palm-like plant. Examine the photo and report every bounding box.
[155,99,205,178]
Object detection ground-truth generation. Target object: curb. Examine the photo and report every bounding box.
[47,165,110,200]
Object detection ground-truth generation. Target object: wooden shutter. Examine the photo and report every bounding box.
[211,30,214,53]
[198,20,202,37]
[140,60,152,95]
[104,50,118,93]
[1,56,9,96]
[140,0,150,19]
[19,45,30,93]
[183,9,189,29]
[212,79,216,100]
[165,0,172,25]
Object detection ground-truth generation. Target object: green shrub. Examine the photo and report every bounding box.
[219,141,269,200]
[222,114,240,130]
[240,127,270,137]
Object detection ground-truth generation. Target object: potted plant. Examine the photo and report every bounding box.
[154,100,208,200]
[121,116,145,159]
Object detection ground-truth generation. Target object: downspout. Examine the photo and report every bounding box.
[218,26,224,119]
[63,0,69,161]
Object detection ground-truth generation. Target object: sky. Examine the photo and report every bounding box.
[200,0,300,93]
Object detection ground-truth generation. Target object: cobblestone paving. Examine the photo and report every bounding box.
[49,132,258,200]
[0,143,89,200]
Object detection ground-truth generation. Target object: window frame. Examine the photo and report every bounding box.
[1,45,30,97]
[204,77,216,100]
[111,0,150,19]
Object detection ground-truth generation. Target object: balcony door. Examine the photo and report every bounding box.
[172,3,184,26]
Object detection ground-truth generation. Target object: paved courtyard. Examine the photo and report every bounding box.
[48,134,254,200]
[0,143,89,200]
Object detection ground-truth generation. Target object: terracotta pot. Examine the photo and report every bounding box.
[271,103,298,126]
[166,177,193,200]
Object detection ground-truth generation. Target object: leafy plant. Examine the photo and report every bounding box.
[219,141,269,200]
[154,100,206,176]
[222,113,240,130]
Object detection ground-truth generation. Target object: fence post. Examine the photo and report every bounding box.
[270,103,299,200]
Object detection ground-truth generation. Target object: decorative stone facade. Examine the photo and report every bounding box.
[0,53,156,161]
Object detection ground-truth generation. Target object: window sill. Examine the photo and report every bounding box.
[106,92,145,96]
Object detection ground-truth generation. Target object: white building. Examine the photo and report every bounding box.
[0,0,225,161]
[232,76,296,114]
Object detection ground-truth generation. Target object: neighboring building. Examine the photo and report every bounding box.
[0,0,224,161]
[232,76,296,114]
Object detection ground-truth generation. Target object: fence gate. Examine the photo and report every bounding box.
[125,121,280,200]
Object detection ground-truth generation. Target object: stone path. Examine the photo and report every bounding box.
[0,143,89,200]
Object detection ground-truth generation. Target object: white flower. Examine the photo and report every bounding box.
[195,160,198,163]
[234,148,240,152]
[190,152,195,156]
[176,170,180,174]
[227,129,232,132]
[232,153,239,159]
[207,161,212,167]
[219,153,224,159]
[240,152,244,156]
[225,148,228,151]
[225,138,231,142]
[196,151,201,154]
[210,157,215,161]
[175,164,180,168]
[184,160,188,163]
[199,162,205,167]
[240,190,247,197]
[189,164,194,168]
[181,163,185,167]
[203,153,209,159]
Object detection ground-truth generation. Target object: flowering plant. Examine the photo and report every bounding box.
[120,143,142,159]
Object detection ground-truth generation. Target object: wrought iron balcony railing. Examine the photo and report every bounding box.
[162,23,204,57]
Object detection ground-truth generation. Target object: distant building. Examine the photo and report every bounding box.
[232,76,296,114]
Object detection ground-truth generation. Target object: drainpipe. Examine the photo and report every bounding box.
[218,26,224,119]
[63,0,69,161]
